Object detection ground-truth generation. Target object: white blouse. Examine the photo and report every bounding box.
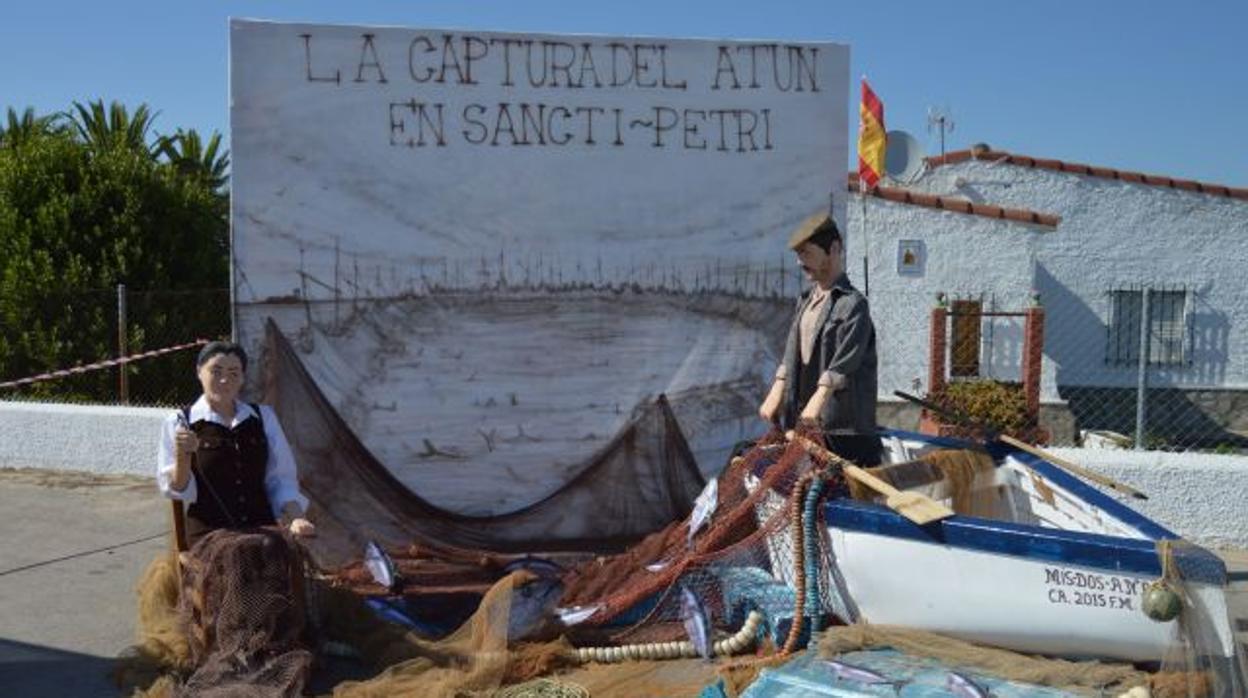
[156,396,309,519]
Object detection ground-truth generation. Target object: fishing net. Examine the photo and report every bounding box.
[123,557,575,697]
[175,528,314,696]
[123,320,857,696]
[120,529,314,697]
[1152,538,1248,698]
[127,317,1248,697]
[262,319,708,567]
[323,569,575,697]
[324,423,843,654]
[113,554,193,693]
[547,423,845,660]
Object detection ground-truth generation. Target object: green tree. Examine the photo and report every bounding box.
[0,101,230,403]
[0,107,64,149]
[158,128,230,193]
[66,99,161,156]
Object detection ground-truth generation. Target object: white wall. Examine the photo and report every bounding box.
[0,401,165,477]
[905,159,1248,389]
[1048,447,1248,550]
[844,194,1058,399]
[1,401,1244,549]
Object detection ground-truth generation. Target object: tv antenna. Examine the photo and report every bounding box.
[926,106,955,159]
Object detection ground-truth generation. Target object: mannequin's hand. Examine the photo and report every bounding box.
[759,380,784,423]
[799,385,831,423]
[288,517,317,537]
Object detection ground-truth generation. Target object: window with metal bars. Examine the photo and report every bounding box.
[950,299,982,377]
[1105,287,1190,365]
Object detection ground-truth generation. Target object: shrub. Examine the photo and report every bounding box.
[928,379,1032,434]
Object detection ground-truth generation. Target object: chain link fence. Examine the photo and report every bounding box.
[5,281,1246,453]
[932,286,1247,454]
[1045,284,1246,453]
[0,286,230,407]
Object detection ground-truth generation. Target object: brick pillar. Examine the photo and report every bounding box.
[1022,305,1045,423]
[929,304,948,397]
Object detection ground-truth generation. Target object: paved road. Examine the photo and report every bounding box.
[0,470,166,697]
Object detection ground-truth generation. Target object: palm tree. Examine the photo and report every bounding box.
[0,107,63,148]
[157,128,230,191]
[66,99,160,156]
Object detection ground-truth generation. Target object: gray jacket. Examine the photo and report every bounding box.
[779,274,878,435]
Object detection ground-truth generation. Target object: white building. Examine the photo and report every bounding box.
[849,146,1248,447]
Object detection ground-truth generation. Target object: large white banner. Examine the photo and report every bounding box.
[231,19,848,513]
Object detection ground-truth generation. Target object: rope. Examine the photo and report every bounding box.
[722,436,843,672]
[496,678,590,698]
[0,339,209,390]
[803,475,827,634]
[781,470,817,654]
[1158,538,1176,581]
[569,610,763,663]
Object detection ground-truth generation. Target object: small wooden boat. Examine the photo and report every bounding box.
[748,429,1240,667]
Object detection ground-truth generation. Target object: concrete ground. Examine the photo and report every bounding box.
[0,469,1245,697]
[0,469,167,697]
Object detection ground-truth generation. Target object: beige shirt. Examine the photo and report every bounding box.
[799,285,830,365]
[775,284,846,391]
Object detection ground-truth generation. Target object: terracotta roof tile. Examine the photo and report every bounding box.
[846,173,1061,228]
[926,149,1248,201]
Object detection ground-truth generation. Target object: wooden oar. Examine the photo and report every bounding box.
[995,433,1147,500]
[790,433,955,525]
[892,390,1149,501]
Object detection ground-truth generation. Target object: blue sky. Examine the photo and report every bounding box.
[4,0,1245,186]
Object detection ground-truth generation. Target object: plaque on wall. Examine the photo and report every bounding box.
[898,239,926,276]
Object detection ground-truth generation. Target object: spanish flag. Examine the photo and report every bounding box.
[858,78,886,190]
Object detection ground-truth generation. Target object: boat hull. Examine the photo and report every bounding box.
[749,429,1238,663]
[827,515,1231,661]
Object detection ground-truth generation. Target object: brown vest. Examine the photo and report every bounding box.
[184,405,277,530]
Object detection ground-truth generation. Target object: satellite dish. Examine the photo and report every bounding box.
[885,130,925,182]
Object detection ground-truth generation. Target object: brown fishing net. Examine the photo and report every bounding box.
[121,529,314,697]
[1151,539,1248,698]
[125,557,576,697]
[175,528,314,696]
[262,319,708,568]
[113,554,193,694]
[324,423,839,651]
[324,569,575,697]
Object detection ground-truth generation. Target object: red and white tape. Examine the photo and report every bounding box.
[0,340,209,390]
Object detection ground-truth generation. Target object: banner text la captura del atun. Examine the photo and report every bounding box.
[301,32,822,152]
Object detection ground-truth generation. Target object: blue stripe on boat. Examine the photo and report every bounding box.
[818,429,1227,585]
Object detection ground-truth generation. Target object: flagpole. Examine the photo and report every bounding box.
[861,182,870,297]
[857,74,884,299]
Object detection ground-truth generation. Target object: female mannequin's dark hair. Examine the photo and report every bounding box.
[196,341,248,372]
